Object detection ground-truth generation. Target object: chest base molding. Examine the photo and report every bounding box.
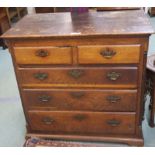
[26,128,144,146]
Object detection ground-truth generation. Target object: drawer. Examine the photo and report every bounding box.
[23,89,137,112]
[19,67,138,88]
[14,46,72,65]
[28,111,136,135]
[78,45,141,64]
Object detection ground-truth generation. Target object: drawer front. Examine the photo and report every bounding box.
[14,46,72,65]
[78,45,140,64]
[28,111,136,135]
[19,67,138,88]
[23,89,137,112]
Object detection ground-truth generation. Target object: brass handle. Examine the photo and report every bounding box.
[107,120,121,126]
[70,92,85,99]
[106,96,121,103]
[42,117,55,125]
[100,48,116,59]
[38,95,51,102]
[107,72,121,81]
[68,69,84,79]
[73,114,86,121]
[36,50,49,57]
[34,73,48,80]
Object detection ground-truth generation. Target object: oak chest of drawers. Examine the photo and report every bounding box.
[2,10,154,146]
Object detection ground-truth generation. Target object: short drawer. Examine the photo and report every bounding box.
[19,67,138,88]
[78,45,141,64]
[14,46,72,65]
[23,89,137,112]
[28,111,136,135]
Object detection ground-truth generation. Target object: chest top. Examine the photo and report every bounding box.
[1,10,154,39]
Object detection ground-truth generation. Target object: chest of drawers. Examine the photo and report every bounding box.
[2,10,154,146]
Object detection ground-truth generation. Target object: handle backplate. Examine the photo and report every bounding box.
[107,120,121,126]
[38,95,51,102]
[34,73,48,80]
[42,117,55,125]
[106,95,121,103]
[100,48,116,59]
[73,114,86,121]
[35,50,49,57]
[107,72,121,81]
[70,92,85,99]
[68,69,84,79]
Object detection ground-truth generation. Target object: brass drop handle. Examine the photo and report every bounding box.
[42,117,55,125]
[100,48,116,59]
[70,92,85,99]
[68,69,84,79]
[107,120,121,126]
[38,95,51,102]
[34,73,48,80]
[106,96,121,103]
[35,49,49,57]
[107,72,121,81]
[73,114,86,121]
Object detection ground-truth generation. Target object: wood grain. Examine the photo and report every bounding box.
[2,11,154,146]
[28,111,136,135]
[18,67,138,88]
[14,46,72,65]
[22,89,137,112]
[2,10,154,39]
[78,45,141,64]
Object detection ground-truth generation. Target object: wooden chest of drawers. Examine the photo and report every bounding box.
[2,10,154,146]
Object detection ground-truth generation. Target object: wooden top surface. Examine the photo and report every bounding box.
[2,10,154,39]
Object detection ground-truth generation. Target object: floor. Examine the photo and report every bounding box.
[0,15,155,147]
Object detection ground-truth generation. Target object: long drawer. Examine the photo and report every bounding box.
[14,46,72,65]
[23,89,137,112]
[78,45,141,64]
[18,67,138,88]
[28,111,136,135]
